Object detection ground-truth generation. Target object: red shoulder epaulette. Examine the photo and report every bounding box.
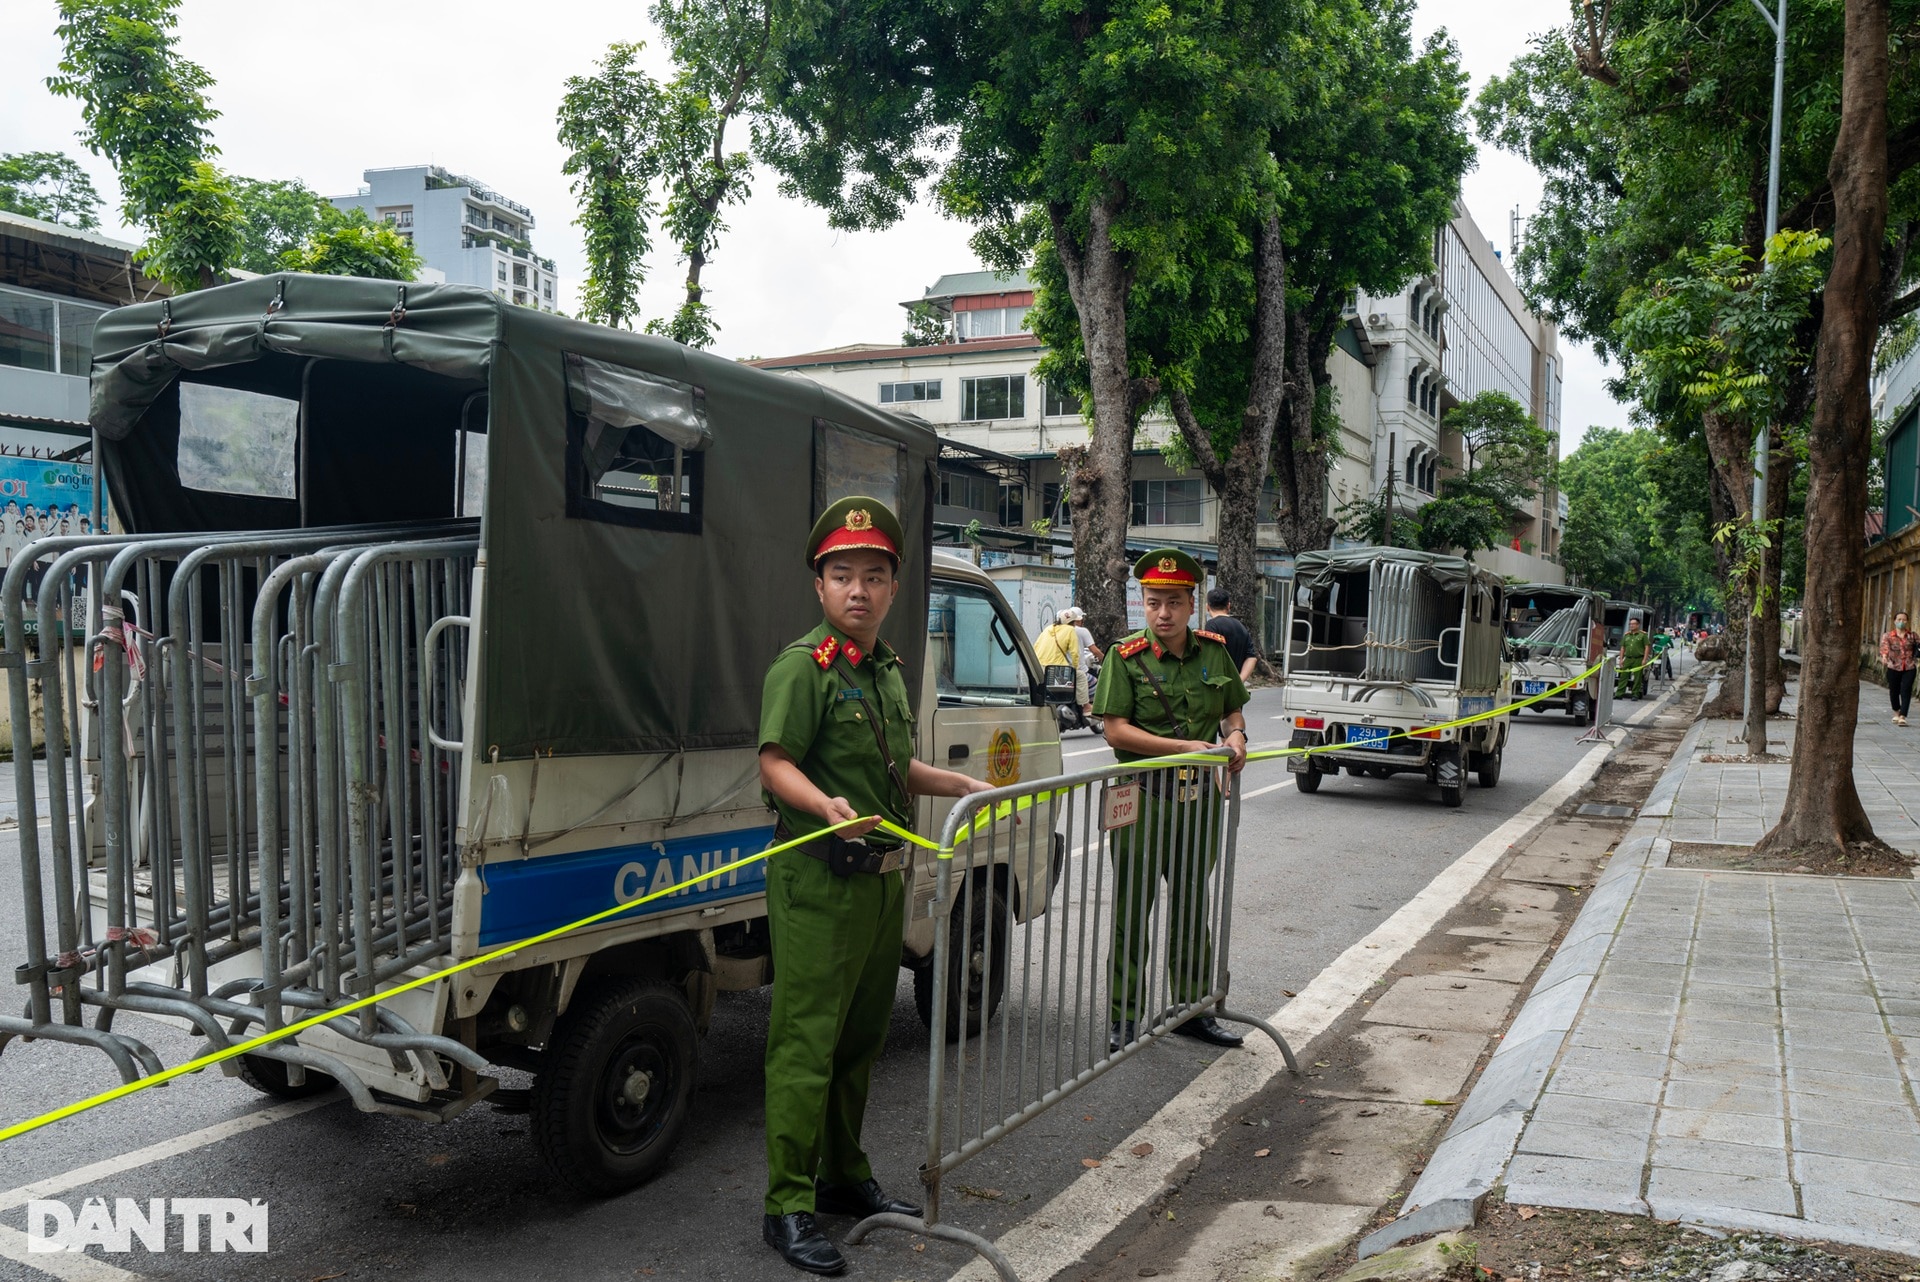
[1195,629,1226,645]
[842,642,865,667]
[811,636,841,669]
[1117,636,1151,659]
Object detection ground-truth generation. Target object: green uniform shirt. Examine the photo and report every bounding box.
[1620,630,1651,663]
[1093,628,1250,763]
[758,622,916,840]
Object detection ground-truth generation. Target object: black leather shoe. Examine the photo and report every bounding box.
[762,1213,847,1276]
[815,1177,924,1219]
[1172,1016,1245,1047]
[1109,1019,1137,1053]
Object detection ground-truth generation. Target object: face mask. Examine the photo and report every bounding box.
[1901,621,1911,631]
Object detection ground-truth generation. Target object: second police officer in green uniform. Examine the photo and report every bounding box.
[1093,549,1251,1053]
[756,496,992,1276]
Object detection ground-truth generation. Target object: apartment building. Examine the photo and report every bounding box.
[331,166,557,311]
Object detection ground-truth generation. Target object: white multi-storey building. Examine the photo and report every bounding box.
[331,166,557,312]
[752,201,1569,608]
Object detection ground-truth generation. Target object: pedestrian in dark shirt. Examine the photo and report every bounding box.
[1204,587,1259,681]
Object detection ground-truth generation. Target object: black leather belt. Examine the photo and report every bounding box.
[776,825,908,876]
[1138,765,1214,802]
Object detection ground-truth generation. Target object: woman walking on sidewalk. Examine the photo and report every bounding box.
[1882,610,1917,725]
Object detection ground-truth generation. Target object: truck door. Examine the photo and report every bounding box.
[923,578,1053,815]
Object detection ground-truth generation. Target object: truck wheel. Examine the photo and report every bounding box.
[533,977,697,1197]
[1295,763,1322,794]
[1567,693,1590,723]
[1477,749,1502,789]
[1439,782,1464,808]
[914,878,1008,1039]
[236,1053,335,1100]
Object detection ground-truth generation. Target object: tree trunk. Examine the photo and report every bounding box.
[1269,308,1338,555]
[1701,462,1750,718]
[1753,0,1889,860]
[1167,215,1288,647]
[1053,199,1139,644]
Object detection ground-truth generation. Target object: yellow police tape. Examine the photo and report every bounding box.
[0,654,1659,1143]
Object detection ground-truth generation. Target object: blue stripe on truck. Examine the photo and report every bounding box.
[477,825,776,948]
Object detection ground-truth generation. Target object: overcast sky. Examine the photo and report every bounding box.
[0,0,1626,443]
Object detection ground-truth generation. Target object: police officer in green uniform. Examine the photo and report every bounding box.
[757,496,992,1276]
[1618,617,1651,700]
[1093,548,1251,1054]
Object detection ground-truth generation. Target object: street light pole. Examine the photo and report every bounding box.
[1743,0,1787,741]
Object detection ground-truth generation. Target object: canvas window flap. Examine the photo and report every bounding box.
[565,352,709,451]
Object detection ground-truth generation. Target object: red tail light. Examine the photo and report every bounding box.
[1295,716,1325,730]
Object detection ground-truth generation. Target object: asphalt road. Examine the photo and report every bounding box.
[0,682,1618,1282]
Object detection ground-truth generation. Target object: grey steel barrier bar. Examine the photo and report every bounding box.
[2,521,476,1091]
[848,756,1299,1279]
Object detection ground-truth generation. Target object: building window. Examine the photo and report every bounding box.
[954,306,1033,340]
[938,471,997,512]
[514,291,527,306]
[544,282,553,300]
[960,375,1025,421]
[879,380,941,404]
[1041,482,1071,528]
[512,264,527,286]
[0,286,107,376]
[1131,478,1204,527]
[1043,382,1081,418]
[1000,484,1023,528]
[497,263,508,282]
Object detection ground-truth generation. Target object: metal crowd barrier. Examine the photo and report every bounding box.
[850,756,1299,1279]
[0,521,485,1114]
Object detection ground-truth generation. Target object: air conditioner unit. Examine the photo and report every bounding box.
[1366,313,1387,328]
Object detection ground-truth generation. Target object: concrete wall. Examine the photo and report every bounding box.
[1865,521,1920,679]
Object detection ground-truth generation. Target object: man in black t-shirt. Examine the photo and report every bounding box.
[1205,587,1259,681]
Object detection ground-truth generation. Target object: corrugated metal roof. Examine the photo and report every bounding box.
[0,209,141,258]
[747,334,1042,370]
[915,269,1033,303]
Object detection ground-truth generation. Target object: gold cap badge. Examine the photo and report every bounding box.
[1158,556,1178,574]
[845,509,874,532]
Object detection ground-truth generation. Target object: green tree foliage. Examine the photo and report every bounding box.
[47,0,241,290]
[558,2,777,345]
[558,42,660,329]
[1559,426,1715,606]
[900,301,950,347]
[1411,392,1556,554]
[0,150,103,228]
[277,207,422,281]
[229,176,334,276]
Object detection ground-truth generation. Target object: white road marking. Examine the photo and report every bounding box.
[0,1226,140,1282]
[950,737,1618,1281]
[1061,745,1114,759]
[1240,777,1294,800]
[0,1093,341,1215]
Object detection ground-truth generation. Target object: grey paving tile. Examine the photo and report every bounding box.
[1531,1093,1656,1133]
[1679,1017,1780,1046]
[1787,1091,1911,1129]
[1787,1066,1912,1102]
[1781,1044,1903,1079]
[1646,1167,1799,1217]
[1800,1184,1920,1244]
[1589,988,1682,1016]
[1781,990,1882,1013]
[1558,1046,1674,1079]
[1504,1154,1647,1215]
[1790,1119,1920,1163]
[1652,1134,1789,1179]
[1786,1009,1893,1036]
[1545,1067,1666,1106]
[1518,1118,1652,1164]
[1581,1007,1678,1037]
[1663,1080,1785,1116]
[1655,1106,1785,1148]
[1570,1024,1670,1055]
[1685,983,1779,1009]
[1794,1150,1920,1201]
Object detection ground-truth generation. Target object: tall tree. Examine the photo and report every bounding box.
[0,151,103,228]
[558,1,776,346]
[1414,391,1556,555]
[229,176,334,276]
[47,0,241,290]
[1755,0,1895,863]
[277,207,422,281]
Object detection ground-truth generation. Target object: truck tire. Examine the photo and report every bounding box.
[236,1053,335,1100]
[1567,692,1590,723]
[1295,762,1322,793]
[1439,781,1464,808]
[914,878,1009,1039]
[533,977,697,1197]
[1476,748,1502,789]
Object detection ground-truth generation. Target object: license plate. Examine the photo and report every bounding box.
[1345,725,1390,750]
[1521,680,1550,695]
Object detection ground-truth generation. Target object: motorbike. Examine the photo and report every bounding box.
[1045,661,1104,735]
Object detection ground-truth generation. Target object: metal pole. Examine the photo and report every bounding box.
[1743,0,1786,739]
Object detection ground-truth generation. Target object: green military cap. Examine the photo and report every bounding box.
[1134,547,1202,588]
[807,495,904,568]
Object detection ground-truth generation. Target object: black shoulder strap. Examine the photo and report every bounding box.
[1128,649,1183,735]
[829,656,912,813]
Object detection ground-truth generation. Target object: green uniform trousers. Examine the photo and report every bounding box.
[1108,782,1224,1022]
[763,849,905,1215]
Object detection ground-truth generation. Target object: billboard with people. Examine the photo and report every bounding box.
[0,457,96,570]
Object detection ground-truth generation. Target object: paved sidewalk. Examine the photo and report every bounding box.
[1395,679,1920,1257]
